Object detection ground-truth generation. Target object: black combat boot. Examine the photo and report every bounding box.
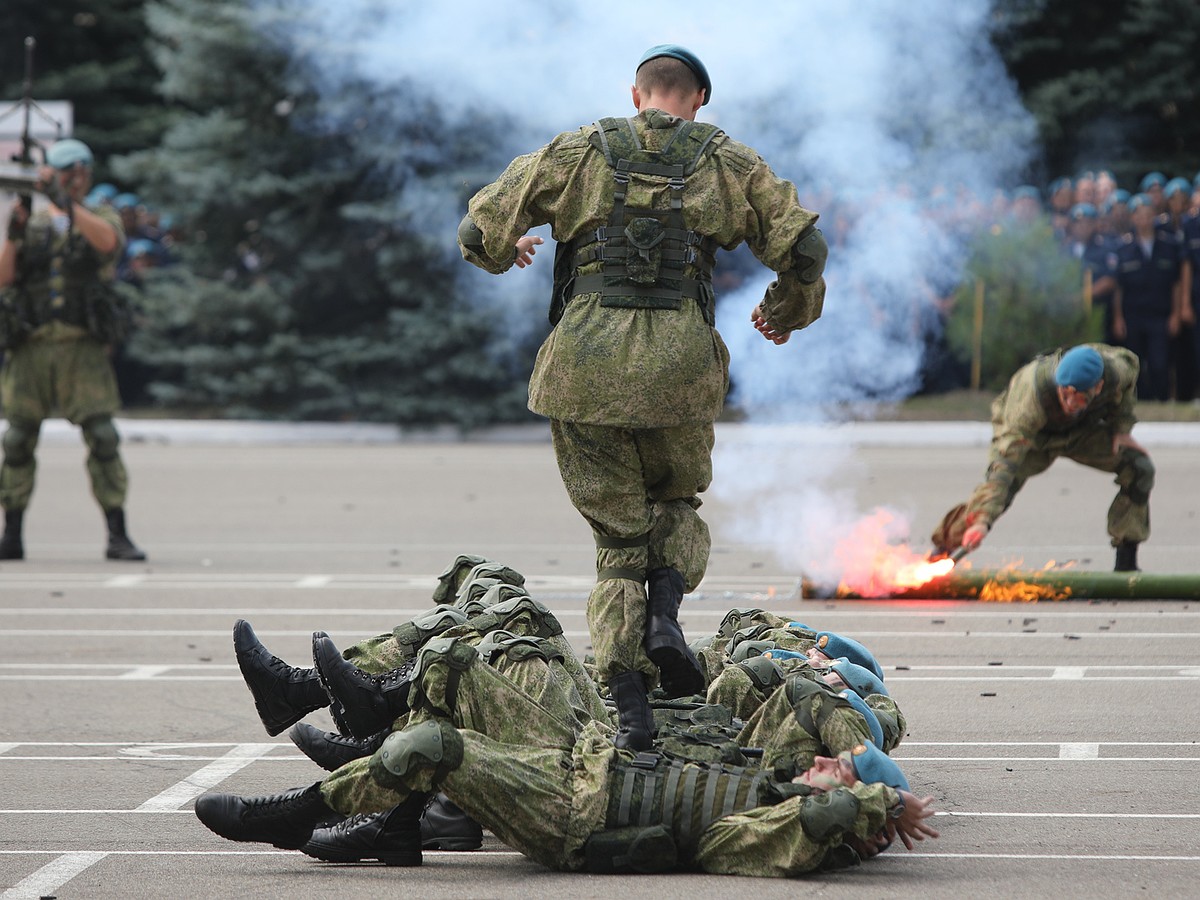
[234,619,329,736]
[1115,541,1140,572]
[0,509,24,560]
[609,671,655,752]
[313,633,417,740]
[104,508,147,561]
[194,781,334,849]
[288,721,389,771]
[302,791,429,866]
[420,793,484,850]
[644,567,705,698]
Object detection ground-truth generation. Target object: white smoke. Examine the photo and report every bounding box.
[262,0,1037,573]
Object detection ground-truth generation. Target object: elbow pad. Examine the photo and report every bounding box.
[457,214,486,254]
[799,787,861,841]
[791,225,828,284]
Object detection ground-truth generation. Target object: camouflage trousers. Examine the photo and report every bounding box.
[320,644,612,818]
[1,333,127,512]
[550,419,713,682]
[932,428,1154,551]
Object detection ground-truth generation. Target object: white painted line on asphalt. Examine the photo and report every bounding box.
[104,574,145,587]
[137,743,279,811]
[295,575,332,588]
[0,848,521,856]
[938,812,1200,818]
[1,850,107,900]
[904,853,1200,860]
[1052,667,1088,679]
[1060,743,1101,759]
[116,665,173,679]
[0,809,195,814]
[0,744,16,756]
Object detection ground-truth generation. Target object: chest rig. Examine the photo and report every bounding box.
[551,116,722,326]
[605,751,772,850]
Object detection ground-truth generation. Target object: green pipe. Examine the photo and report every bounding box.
[807,570,1200,601]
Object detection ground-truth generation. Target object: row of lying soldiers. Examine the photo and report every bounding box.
[195,555,938,879]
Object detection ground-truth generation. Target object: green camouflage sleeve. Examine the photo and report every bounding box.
[1102,345,1140,434]
[458,129,592,274]
[736,154,826,334]
[968,365,1046,524]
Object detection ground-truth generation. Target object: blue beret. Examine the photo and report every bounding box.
[1109,188,1131,205]
[113,193,140,210]
[1055,346,1104,391]
[830,658,890,698]
[1048,177,1072,194]
[839,690,885,749]
[91,183,119,200]
[1139,171,1166,191]
[46,139,94,169]
[127,239,157,258]
[1127,192,1152,211]
[816,632,884,680]
[845,742,909,791]
[1165,177,1192,199]
[1070,203,1097,220]
[761,648,805,661]
[637,44,712,105]
[1013,185,1041,201]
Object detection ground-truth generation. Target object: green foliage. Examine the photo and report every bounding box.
[944,217,1102,390]
[104,0,537,426]
[991,0,1200,182]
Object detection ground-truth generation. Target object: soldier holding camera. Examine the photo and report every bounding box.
[0,138,145,561]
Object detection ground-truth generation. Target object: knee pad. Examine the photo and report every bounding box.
[799,787,861,841]
[475,629,561,666]
[82,416,120,462]
[1,420,39,467]
[409,637,479,717]
[467,595,562,639]
[376,719,464,782]
[737,656,785,693]
[1118,451,1155,504]
[730,639,777,663]
[391,605,469,656]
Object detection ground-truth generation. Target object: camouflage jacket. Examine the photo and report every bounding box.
[970,343,1140,523]
[459,108,825,427]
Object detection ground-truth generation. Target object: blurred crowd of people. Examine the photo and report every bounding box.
[82,181,180,288]
[1044,169,1200,402]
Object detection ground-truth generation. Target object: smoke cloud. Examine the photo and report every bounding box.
[265,0,1037,575]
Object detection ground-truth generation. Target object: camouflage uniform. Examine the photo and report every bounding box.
[1,203,129,513]
[459,109,825,684]
[320,652,904,877]
[931,343,1154,552]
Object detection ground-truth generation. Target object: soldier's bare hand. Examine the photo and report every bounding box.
[751,305,790,344]
[1112,432,1147,457]
[514,236,544,269]
[887,791,939,850]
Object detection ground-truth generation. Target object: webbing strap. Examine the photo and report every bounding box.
[678,766,700,844]
[594,533,650,549]
[662,761,682,830]
[698,769,721,832]
[598,566,645,583]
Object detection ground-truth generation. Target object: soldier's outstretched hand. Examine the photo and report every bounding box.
[514,235,544,269]
[751,305,790,344]
[888,790,940,850]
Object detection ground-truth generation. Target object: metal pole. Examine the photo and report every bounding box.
[970,278,984,390]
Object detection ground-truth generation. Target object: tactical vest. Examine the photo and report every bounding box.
[9,214,128,344]
[550,116,723,326]
[604,751,773,851]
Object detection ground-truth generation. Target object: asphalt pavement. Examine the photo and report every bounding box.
[2,419,1199,899]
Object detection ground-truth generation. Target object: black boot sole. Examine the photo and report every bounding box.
[646,637,705,698]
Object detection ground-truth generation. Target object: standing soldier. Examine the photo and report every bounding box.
[456,45,827,749]
[1112,193,1183,402]
[0,139,145,561]
[930,344,1153,572]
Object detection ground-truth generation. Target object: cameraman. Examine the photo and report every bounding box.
[0,138,145,561]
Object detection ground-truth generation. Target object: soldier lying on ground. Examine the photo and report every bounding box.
[199,634,937,876]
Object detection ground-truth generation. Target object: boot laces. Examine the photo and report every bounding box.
[244,788,312,819]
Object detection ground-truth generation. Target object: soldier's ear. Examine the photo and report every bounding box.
[631,84,642,111]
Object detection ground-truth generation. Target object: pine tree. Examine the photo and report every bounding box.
[113,0,533,425]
